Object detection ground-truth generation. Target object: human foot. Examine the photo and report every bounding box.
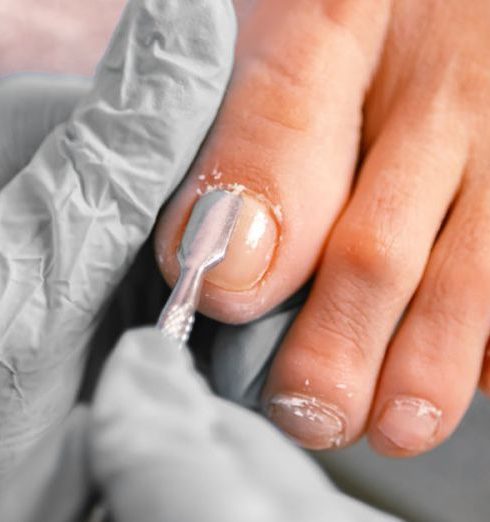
[156,0,490,457]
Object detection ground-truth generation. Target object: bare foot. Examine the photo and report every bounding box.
[156,0,490,457]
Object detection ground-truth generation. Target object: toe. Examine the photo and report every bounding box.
[155,0,391,323]
[262,93,468,449]
[369,174,490,456]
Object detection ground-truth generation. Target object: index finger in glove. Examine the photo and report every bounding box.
[0,0,236,475]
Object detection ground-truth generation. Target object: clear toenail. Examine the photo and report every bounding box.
[266,393,346,450]
[204,189,278,291]
[377,396,442,451]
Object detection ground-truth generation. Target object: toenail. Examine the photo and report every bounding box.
[377,396,442,451]
[266,393,346,450]
[204,189,278,291]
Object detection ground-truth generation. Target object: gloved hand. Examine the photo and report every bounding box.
[0,0,235,476]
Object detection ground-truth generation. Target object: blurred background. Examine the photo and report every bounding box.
[3,3,489,521]
[0,0,124,76]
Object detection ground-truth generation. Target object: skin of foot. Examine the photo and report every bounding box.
[156,0,490,457]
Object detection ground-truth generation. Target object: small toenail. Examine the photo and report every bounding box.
[377,396,442,451]
[266,393,346,450]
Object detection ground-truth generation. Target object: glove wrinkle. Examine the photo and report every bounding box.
[0,0,236,476]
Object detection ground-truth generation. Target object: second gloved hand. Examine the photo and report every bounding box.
[0,0,235,477]
[2,328,402,522]
[90,328,401,522]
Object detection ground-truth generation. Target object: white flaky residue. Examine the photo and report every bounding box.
[269,393,346,448]
[210,166,222,180]
[392,397,442,421]
[196,181,247,196]
[194,179,284,224]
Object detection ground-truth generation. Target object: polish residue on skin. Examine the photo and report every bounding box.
[334,383,354,398]
[195,168,284,226]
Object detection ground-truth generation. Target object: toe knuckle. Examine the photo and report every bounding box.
[332,224,417,292]
[456,204,490,253]
[307,290,372,366]
[424,207,490,325]
[424,261,490,332]
[317,0,371,65]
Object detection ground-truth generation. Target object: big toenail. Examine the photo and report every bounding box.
[266,393,346,449]
[204,189,278,291]
[377,396,442,451]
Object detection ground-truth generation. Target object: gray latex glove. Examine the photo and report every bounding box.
[2,328,400,522]
[0,0,235,477]
[92,328,401,522]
